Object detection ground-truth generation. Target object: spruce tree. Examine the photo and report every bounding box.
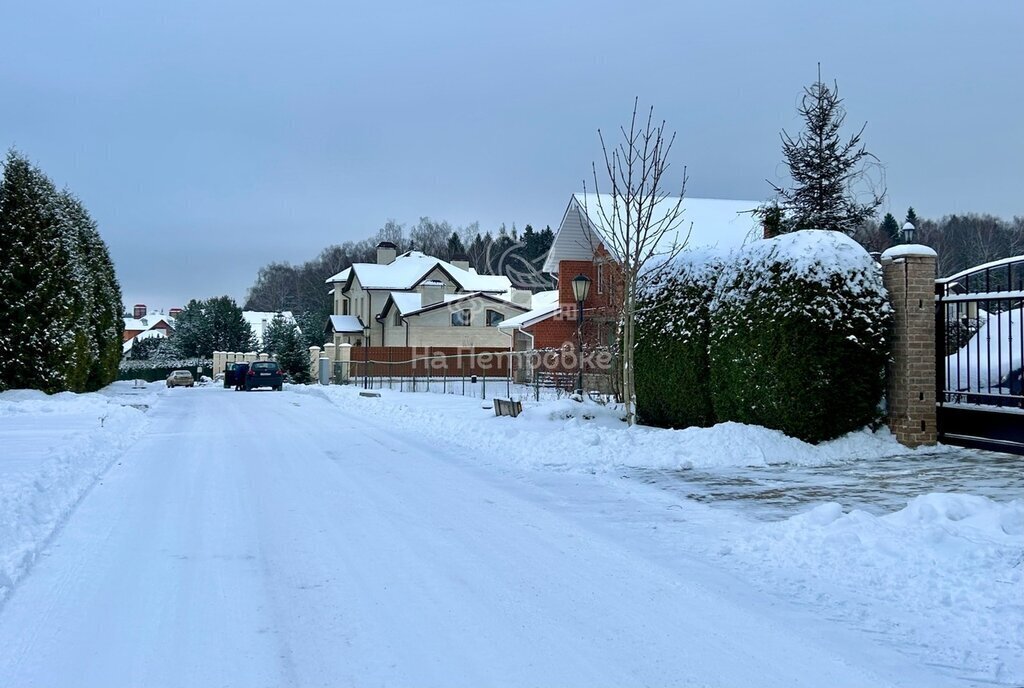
[905,207,919,228]
[261,313,293,355]
[275,322,311,384]
[880,212,900,246]
[0,152,78,393]
[767,69,884,235]
[446,232,466,261]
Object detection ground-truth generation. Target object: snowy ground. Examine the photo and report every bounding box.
[0,381,1019,687]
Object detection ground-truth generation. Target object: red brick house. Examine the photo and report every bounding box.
[501,193,760,367]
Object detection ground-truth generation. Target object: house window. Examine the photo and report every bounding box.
[394,311,402,326]
[596,263,604,294]
[342,300,349,315]
[486,309,504,327]
[451,309,471,327]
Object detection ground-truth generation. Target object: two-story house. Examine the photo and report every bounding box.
[500,193,762,351]
[324,242,532,348]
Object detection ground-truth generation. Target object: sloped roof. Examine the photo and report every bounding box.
[243,311,296,346]
[496,290,560,330]
[328,314,364,334]
[379,290,529,320]
[542,194,761,272]
[325,251,511,293]
[123,312,175,332]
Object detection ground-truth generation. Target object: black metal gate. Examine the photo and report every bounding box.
[935,256,1024,454]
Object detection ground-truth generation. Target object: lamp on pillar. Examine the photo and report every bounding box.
[571,274,592,396]
[901,221,916,244]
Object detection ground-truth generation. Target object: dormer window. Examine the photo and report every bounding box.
[486,309,503,327]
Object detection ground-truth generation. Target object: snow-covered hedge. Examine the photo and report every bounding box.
[708,230,891,443]
[635,250,725,429]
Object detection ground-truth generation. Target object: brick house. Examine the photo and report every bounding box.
[501,193,761,359]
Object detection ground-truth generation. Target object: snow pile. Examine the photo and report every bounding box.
[0,389,147,602]
[734,494,1024,684]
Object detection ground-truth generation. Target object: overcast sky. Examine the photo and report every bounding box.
[2,0,1021,310]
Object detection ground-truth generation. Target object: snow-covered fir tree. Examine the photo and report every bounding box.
[767,70,884,235]
[0,152,79,393]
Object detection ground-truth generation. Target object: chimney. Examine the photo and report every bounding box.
[169,307,182,319]
[377,241,397,265]
[511,289,532,309]
[420,279,445,308]
[451,253,470,271]
[133,304,146,318]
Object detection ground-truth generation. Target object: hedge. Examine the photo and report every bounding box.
[635,251,725,429]
[708,230,891,443]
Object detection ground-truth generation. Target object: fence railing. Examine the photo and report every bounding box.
[337,346,619,401]
[936,284,1023,408]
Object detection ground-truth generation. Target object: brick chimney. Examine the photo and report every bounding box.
[169,307,182,318]
[377,241,397,265]
[133,304,146,318]
[451,253,471,271]
[420,279,445,308]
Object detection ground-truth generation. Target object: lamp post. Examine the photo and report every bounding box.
[901,221,916,245]
[571,274,592,396]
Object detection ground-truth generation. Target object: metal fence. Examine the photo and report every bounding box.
[337,346,618,402]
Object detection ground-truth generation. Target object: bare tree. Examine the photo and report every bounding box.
[585,98,689,426]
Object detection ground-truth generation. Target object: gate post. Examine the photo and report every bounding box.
[881,245,939,447]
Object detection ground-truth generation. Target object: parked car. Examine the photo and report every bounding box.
[223,362,249,389]
[244,361,284,391]
[166,370,194,388]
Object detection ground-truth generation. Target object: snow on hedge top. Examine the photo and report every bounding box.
[714,230,882,302]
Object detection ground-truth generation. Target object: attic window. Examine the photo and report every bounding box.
[451,309,471,327]
[394,311,402,326]
[486,309,504,327]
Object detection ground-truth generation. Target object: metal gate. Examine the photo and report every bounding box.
[935,256,1024,454]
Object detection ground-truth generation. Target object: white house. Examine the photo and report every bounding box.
[324,242,533,348]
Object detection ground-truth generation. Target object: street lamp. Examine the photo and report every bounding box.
[571,274,592,396]
[901,221,916,244]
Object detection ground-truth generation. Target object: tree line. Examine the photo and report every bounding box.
[244,217,555,327]
[0,151,123,393]
[856,209,1024,277]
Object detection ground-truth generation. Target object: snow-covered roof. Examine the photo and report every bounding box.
[243,311,296,346]
[325,267,351,283]
[387,291,426,316]
[497,290,561,330]
[325,251,511,293]
[328,314,364,334]
[123,312,175,332]
[542,194,761,273]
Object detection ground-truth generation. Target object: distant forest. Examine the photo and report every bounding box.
[244,218,556,324]
[856,209,1024,277]
[245,208,1024,334]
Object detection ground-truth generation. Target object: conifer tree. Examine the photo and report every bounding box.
[0,152,78,393]
[767,69,884,235]
[880,212,900,246]
[905,207,919,228]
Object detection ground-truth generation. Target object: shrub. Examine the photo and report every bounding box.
[708,230,891,443]
[635,250,725,429]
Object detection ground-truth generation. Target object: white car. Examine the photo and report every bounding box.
[166,370,195,388]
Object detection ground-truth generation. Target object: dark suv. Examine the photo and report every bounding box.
[244,361,284,391]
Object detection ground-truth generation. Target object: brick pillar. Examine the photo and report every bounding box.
[308,346,321,380]
[337,343,352,383]
[881,246,938,447]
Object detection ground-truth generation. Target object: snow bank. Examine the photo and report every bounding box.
[734,494,1024,684]
[0,389,147,603]
[302,387,921,472]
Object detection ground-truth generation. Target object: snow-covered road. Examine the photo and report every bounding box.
[0,386,962,687]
